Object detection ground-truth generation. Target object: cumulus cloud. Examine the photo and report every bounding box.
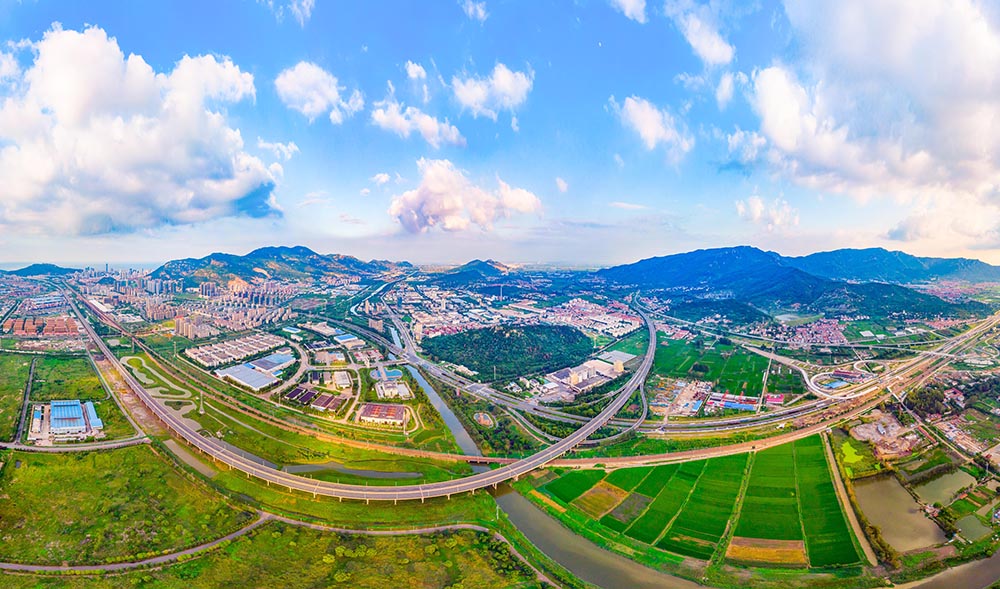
[0,25,278,236]
[609,0,646,23]
[747,0,1000,250]
[0,52,18,82]
[735,194,798,231]
[666,2,734,67]
[371,96,465,148]
[257,137,299,160]
[405,61,426,80]
[610,95,693,160]
[452,63,533,120]
[388,159,541,233]
[371,172,391,186]
[461,0,488,22]
[275,61,363,124]
[556,177,569,193]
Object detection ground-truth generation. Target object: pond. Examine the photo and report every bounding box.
[914,470,976,505]
[854,475,946,552]
[956,514,993,542]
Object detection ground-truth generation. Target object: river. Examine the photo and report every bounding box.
[494,487,705,589]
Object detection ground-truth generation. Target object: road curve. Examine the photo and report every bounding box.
[69,290,656,502]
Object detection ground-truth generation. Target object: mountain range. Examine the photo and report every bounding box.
[785,248,1000,283]
[150,246,411,286]
[0,263,80,277]
[428,259,512,287]
[597,246,990,319]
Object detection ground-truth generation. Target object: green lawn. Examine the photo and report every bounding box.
[0,446,253,565]
[0,353,31,441]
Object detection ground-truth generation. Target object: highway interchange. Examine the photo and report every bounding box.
[65,284,1000,501]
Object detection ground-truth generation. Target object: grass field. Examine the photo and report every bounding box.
[651,338,770,397]
[831,429,883,479]
[0,353,31,441]
[765,364,806,396]
[0,522,537,589]
[532,435,860,569]
[30,356,105,402]
[0,445,252,565]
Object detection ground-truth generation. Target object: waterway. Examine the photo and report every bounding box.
[494,487,703,589]
[854,475,946,552]
[406,363,482,458]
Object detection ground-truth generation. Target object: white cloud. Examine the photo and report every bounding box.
[257,137,299,160]
[610,201,647,210]
[371,172,391,186]
[610,95,694,160]
[715,72,734,109]
[0,25,277,236]
[359,188,371,197]
[289,0,315,27]
[735,194,799,231]
[556,177,569,193]
[388,159,541,233]
[614,153,625,169]
[461,0,488,22]
[452,63,533,120]
[609,0,646,23]
[275,61,363,124]
[257,0,315,27]
[298,190,330,207]
[738,0,1000,252]
[371,97,465,148]
[0,52,18,82]
[666,3,734,66]
[726,126,766,162]
[405,60,426,80]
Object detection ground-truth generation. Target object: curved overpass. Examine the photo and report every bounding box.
[69,292,656,502]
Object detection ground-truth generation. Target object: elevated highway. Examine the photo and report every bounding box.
[69,291,656,502]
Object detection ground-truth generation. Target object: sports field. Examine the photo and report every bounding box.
[531,435,860,568]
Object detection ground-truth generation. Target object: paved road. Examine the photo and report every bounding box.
[0,436,149,453]
[70,289,657,502]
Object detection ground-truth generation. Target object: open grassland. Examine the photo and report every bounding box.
[30,356,104,402]
[0,446,252,565]
[831,429,883,479]
[0,522,539,589]
[0,353,31,441]
[529,435,860,570]
[652,338,770,397]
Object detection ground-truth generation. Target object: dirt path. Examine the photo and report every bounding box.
[822,431,878,566]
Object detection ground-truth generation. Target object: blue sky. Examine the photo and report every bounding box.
[0,0,998,267]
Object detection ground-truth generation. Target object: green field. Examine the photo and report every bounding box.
[831,429,882,479]
[0,522,538,589]
[31,355,105,402]
[530,436,860,569]
[651,338,770,397]
[765,364,806,396]
[0,353,31,441]
[0,446,252,565]
[732,437,861,567]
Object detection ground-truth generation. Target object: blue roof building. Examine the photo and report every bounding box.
[83,401,103,430]
[50,400,86,435]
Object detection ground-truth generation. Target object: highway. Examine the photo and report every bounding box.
[69,290,657,502]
